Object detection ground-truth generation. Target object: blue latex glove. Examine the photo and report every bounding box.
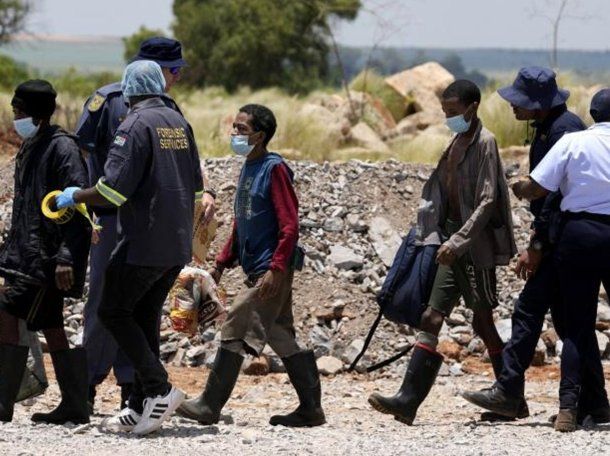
[55,187,81,209]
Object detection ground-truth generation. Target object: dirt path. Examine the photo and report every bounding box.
[2,359,609,456]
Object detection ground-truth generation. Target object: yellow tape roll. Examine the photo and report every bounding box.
[41,191,75,225]
[41,191,102,232]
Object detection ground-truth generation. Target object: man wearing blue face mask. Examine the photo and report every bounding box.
[369,80,517,426]
[0,80,91,424]
[177,104,325,428]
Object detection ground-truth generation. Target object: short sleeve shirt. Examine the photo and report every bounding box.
[97,97,204,267]
[530,123,610,215]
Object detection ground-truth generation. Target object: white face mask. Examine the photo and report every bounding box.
[13,117,40,139]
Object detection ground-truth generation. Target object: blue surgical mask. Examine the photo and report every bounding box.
[231,135,254,156]
[13,117,40,139]
[445,114,471,134]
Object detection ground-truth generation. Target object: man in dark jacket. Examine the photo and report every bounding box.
[75,37,216,413]
[0,80,91,424]
[463,67,610,425]
[56,60,203,435]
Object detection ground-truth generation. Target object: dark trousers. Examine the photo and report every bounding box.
[98,246,182,411]
[555,216,610,410]
[498,255,557,397]
[83,214,134,386]
[499,252,609,410]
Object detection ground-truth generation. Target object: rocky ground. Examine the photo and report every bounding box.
[127,156,609,374]
[2,145,610,454]
[2,151,610,375]
[2,358,610,456]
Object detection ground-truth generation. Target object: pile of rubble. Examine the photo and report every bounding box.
[2,149,610,379]
[151,157,610,377]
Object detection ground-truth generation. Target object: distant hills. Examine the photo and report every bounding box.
[2,37,609,80]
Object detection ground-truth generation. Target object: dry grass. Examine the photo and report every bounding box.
[0,72,604,164]
[179,87,343,161]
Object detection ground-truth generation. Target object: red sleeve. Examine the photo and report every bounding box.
[270,164,299,272]
[215,219,238,269]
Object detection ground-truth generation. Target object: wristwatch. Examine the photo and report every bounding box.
[529,240,544,252]
[203,188,217,199]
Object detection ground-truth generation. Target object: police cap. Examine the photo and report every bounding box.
[132,37,187,68]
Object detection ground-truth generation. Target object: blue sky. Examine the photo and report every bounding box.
[27,0,610,50]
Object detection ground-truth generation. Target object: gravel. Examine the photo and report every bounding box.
[2,367,609,456]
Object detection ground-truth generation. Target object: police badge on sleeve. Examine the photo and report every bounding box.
[87,94,105,112]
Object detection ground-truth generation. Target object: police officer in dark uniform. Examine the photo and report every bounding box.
[56,60,204,435]
[75,37,216,412]
[510,88,610,431]
[463,68,610,424]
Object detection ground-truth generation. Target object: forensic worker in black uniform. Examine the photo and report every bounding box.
[510,88,610,431]
[56,60,204,435]
[75,37,216,412]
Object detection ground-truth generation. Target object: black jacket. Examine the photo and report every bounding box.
[0,125,91,297]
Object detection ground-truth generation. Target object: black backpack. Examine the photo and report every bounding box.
[349,227,440,372]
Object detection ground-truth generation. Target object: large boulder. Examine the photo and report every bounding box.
[317,91,397,139]
[385,62,455,135]
[349,122,390,153]
[299,103,351,140]
[385,62,455,100]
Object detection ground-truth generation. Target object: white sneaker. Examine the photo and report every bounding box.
[133,386,185,435]
[101,408,142,432]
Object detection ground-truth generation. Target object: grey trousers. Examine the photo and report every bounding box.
[17,320,48,401]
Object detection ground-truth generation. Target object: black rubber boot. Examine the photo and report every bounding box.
[368,345,443,425]
[480,351,530,421]
[120,383,133,410]
[31,348,90,424]
[176,347,244,424]
[0,344,29,422]
[269,350,326,427]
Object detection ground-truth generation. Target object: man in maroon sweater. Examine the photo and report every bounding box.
[177,104,325,427]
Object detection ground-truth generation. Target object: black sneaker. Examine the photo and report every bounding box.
[462,386,522,418]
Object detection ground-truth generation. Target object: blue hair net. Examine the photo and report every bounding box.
[121,60,166,99]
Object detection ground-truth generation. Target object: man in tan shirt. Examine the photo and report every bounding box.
[369,80,518,425]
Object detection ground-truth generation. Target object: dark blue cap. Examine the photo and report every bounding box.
[498,66,569,111]
[132,37,187,68]
[590,88,610,123]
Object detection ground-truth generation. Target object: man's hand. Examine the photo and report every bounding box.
[55,264,74,291]
[209,266,223,284]
[201,193,216,225]
[436,244,457,266]
[257,269,285,300]
[511,181,527,200]
[514,248,542,281]
[55,187,81,209]
[512,178,549,201]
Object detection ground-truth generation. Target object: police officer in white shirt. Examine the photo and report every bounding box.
[512,88,610,432]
